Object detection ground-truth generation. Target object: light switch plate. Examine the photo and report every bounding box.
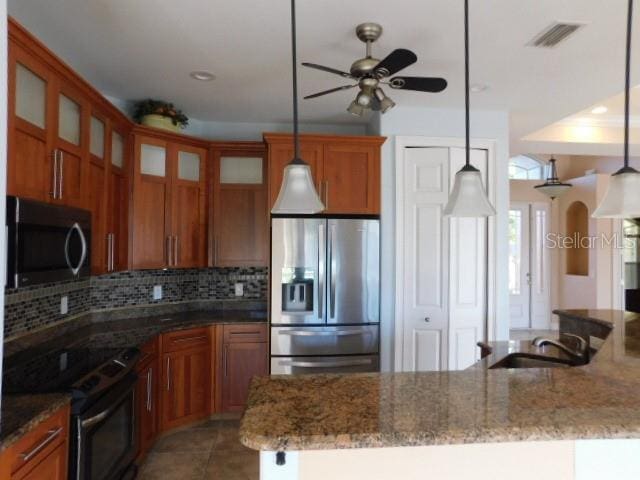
[60,296,68,315]
[153,285,163,300]
[234,283,244,297]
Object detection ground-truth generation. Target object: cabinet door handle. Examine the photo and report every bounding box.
[223,345,229,377]
[51,150,59,199]
[166,236,172,267]
[19,427,63,462]
[58,151,64,199]
[147,367,152,412]
[324,180,329,209]
[111,234,116,271]
[174,235,179,266]
[213,237,219,266]
[166,357,171,391]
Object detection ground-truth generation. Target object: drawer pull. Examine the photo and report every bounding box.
[19,427,63,462]
[230,331,262,336]
[278,358,372,368]
[172,335,208,343]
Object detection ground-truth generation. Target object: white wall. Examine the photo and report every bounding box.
[370,106,510,372]
[104,95,367,141]
[0,0,8,400]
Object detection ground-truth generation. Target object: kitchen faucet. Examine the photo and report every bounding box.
[532,333,589,365]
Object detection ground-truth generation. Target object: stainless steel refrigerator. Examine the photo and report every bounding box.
[270,216,380,374]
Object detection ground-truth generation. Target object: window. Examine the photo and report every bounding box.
[509,155,544,180]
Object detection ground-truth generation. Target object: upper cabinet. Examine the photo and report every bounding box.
[8,19,132,274]
[210,143,268,267]
[264,133,385,215]
[131,131,206,270]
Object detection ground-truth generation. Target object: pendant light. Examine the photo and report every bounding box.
[534,158,572,200]
[443,0,496,217]
[593,0,640,218]
[271,0,325,214]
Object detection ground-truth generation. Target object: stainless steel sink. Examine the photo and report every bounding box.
[489,353,573,369]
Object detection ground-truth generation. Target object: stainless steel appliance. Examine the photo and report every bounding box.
[4,347,141,480]
[6,196,91,288]
[270,216,380,374]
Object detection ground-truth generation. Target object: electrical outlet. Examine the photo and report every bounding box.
[60,296,68,315]
[59,352,68,371]
[234,283,244,297]
[153,285,163,300]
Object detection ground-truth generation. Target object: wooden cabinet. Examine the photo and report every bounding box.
[210,143,268,267]
[160,328,211,430]
[220,324,268,412]
[106,127,130,272]
[0,404,70,480]
[132,132,206,269]
[136,339,159,460]
[265,133,385,214]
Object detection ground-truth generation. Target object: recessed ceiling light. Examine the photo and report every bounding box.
[591,105,608,114]
[190,71,216,81]
[470,83,488,93]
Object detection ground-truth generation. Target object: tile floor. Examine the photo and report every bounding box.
[138,417,258,480]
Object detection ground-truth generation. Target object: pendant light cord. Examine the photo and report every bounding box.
[625,0,634,168]
[291,0,301,161]
[464,0,470,167]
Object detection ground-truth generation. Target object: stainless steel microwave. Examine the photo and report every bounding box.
[6,196,91,288]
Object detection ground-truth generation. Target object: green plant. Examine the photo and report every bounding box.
[133,99,189,128]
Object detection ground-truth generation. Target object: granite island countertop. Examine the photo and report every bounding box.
[1,304,266,451]
[240,309,640,451]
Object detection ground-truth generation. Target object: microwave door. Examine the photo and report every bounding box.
[271,218,326,325]
[327,219,380,325]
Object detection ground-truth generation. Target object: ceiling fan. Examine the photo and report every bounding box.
[302,22,448,116]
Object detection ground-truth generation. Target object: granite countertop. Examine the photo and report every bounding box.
[1,305,267,451]
[239,309,640,452]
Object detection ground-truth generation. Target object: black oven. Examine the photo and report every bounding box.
[71,372,138,480]
[6,196,91,288]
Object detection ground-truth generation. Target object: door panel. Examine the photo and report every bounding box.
[223,342,267,412]
[530,203,551,329]
[271,218,325,325]
[12,129,50,202]
[89,160,106,274]
[322,144,378,213]
[509,203,531,329]
[108,167,128,271]
[55,148,84,207]
[326,219,379,325]
[133,179,168,269]
[448,147,488,370]
[401,147,450,372]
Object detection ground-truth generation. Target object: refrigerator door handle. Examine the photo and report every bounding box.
[278,329,370,337]
[277,358,373,368]
[318,223,325,321]
[329,223,336,319]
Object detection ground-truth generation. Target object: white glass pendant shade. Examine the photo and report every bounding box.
[444,166,496,217]
[592,167,640,218]
[534,183,572,200]
[271,162,325,214]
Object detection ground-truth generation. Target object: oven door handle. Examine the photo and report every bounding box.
[80,408,112,428]
[65,222,87,276]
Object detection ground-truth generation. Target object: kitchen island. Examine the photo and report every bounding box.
[240,310,640,480]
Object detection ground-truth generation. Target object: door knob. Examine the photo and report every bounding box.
[424,317,430,323]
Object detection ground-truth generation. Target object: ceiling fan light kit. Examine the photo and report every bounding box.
[593,0,640,218]
[303,22,448,115]
[443,0,496,218]
[271,0,324,215]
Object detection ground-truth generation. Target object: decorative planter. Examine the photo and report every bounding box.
[141,114,182,133]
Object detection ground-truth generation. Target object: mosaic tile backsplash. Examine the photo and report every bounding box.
[4,267,268,339]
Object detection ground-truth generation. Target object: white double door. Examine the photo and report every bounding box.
[398,145,489,372]
[508,202,551,330]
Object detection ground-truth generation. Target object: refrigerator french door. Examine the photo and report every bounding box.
[270,217,380,374]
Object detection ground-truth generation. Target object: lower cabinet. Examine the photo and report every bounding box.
[136,339,159,460]
[160,329,212,431]
[0,404,70,480]
[221,324,268,412]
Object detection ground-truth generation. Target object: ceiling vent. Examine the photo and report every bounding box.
[528,22,585,48]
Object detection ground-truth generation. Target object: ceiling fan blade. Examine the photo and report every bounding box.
[302,62,354,78]
[374,49,417,77]
[304,84,356,99]
[389,76,448,93]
